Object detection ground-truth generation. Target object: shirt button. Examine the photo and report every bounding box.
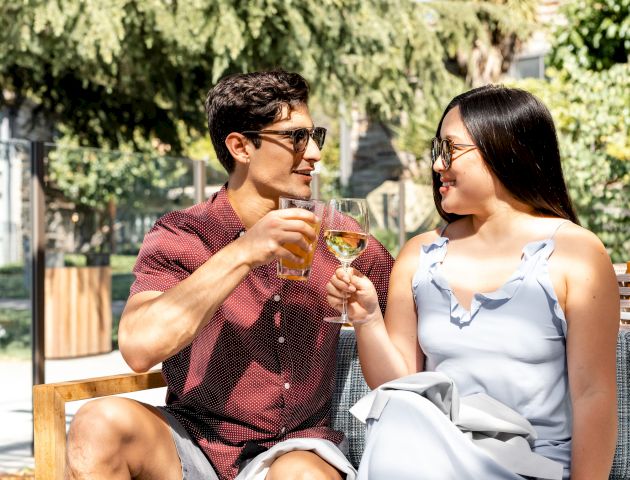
[284,382,291,390]
[239,231,245,237]
[273,294,281,302]
[278,336,285,344]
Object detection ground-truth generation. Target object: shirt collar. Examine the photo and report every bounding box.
[206,184,246,241]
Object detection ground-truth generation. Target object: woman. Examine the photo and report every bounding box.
[327,85,619,479]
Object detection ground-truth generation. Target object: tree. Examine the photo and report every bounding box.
[0,0,538,256]
[513,64,629,262]
[550,0,629,71]
[1,0,536,154]
[512,0,630,262]
[46,142,193,255]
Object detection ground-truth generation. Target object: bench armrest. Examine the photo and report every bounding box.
[33,370,165,480]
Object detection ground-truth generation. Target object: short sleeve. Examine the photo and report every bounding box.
[130,213,203,297]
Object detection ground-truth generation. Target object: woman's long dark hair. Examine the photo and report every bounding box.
[432,85,579,224]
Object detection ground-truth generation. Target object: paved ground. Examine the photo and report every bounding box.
[0,350,165,473]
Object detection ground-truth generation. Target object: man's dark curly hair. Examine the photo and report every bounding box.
[205,71,310,173]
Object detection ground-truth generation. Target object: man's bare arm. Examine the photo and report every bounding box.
[118,208,317,372]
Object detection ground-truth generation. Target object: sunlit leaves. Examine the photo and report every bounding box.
[0,0,536,153]
[513,63,630,261]
[550,0,629,71]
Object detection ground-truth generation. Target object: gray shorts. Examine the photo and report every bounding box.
[158,407,219,479]
[158,407,357,480]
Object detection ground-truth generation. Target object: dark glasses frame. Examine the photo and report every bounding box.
[431,137,477,170]
[241,127,327,153]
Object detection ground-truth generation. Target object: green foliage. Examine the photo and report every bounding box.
[112,312,122,350]
[371,227,401,258]
[550,0,630,71]
[112,274,135,301]
[512,63,630,262]
[0,0,534,153]
[0,271,29,298]
[48,144,191,210]
[0,262,25,275]
[45,142,204,253]
[0,309,31,351]
[392,0,537,175]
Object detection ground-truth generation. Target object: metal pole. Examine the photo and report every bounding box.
[398,177,406,251]
[193,158,206,205]
[382,193,389,230]
[339,103,352,191]
[30,140,45,452]
[31,141,45,385]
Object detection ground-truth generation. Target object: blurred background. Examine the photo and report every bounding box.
[0,0,628,473]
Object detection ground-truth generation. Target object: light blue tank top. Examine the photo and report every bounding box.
[412,223,572,473]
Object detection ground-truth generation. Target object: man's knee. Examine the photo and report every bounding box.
[266,451,343,480]
[66,397,140,475]
[68,397,138,446]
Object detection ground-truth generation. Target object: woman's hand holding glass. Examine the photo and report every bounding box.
[322,198,370,324]
[326,266,380,326]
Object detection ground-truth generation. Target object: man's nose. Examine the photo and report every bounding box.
[303,135,321,162]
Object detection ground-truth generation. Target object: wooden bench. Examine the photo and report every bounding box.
[34,327,630,479]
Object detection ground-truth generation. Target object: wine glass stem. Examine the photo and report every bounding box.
[341,261,351,323]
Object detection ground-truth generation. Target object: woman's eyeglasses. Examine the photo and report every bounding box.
[241,127,327,153]
[431,137,477,170]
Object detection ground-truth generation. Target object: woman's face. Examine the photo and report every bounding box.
[433,106,501,217]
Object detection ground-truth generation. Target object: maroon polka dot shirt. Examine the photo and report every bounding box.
[130,186,394,479]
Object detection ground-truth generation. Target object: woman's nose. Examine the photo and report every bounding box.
[432,155,445,173]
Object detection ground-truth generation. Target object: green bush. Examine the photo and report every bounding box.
[0,271,29,298]
[372,228,402,258]
[0,308,30,351]
[112,273,134,301]
[511,63,630,262]
[0,262,25,274]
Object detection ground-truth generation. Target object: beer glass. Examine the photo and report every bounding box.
[277,197,325,281]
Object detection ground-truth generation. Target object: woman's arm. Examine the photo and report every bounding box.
[560,228,619,479]
[327,232,435,388]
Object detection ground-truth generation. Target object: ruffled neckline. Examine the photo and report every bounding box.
[422,236,555,328]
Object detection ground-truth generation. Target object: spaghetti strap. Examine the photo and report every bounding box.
[439,224,450,237]
[550,220,571,239]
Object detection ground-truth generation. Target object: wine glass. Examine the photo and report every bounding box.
[323,198,370,324]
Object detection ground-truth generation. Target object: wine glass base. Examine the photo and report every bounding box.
[323,316,347,324]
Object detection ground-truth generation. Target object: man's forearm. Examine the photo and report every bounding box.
[119,239,253,371]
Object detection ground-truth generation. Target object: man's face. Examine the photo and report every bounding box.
[244,104,322,201]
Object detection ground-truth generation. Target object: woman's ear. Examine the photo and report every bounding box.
[225,133,251,167]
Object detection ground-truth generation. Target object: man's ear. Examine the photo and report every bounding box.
[225,133,252,167]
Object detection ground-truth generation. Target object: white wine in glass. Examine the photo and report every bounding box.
[323,198,369,324]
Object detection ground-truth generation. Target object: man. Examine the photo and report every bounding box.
[66,71,394,480]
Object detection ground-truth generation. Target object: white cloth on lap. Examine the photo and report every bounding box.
[236,437,357,480]
[351,371,563,480]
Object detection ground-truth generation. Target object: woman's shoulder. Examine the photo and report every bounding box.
[553,221,608,256]
[394,228,444,269]
[404,228,443,253]
[551,220,613,279]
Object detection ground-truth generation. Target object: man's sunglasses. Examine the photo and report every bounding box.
[431,137,477,170]
[241,127,327,153]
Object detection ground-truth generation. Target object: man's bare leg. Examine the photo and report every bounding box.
[265,450,344,480]
[66,397,182,479]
